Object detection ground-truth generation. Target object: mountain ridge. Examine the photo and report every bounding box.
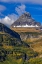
[11,12,41,27]
[0,23,20,39]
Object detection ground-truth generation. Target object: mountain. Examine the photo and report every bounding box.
[0,23,20,39]
[10,12,42,58]
[0,23,42,63]
[11,12,41,27]
[0,23,31,47]
[0,23,37,63]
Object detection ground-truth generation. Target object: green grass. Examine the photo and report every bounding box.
[28,57,42,64]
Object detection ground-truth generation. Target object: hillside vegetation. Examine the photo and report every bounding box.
[0,23,42,64]
[0,33,39,64]
[11,31,42,64]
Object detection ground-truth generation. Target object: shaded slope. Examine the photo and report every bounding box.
[0,23,20,39]
[0,23,30,47]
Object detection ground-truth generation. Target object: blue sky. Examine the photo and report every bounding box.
[0,0,42,27]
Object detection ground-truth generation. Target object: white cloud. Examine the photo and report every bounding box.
[0,4,26,27]
[0,5,6,12]
[0,0,42,5]
[0,13,19,27]
[8,13,18,21]
[15,4,26,16]
[0,16,12,27]
[0,15,18,27]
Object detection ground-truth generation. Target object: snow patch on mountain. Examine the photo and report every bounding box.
[13,24,39,27]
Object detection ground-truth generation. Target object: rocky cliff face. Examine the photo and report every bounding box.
[11,12,42,40]
[19,32,40,41]
[11,12,41,27]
